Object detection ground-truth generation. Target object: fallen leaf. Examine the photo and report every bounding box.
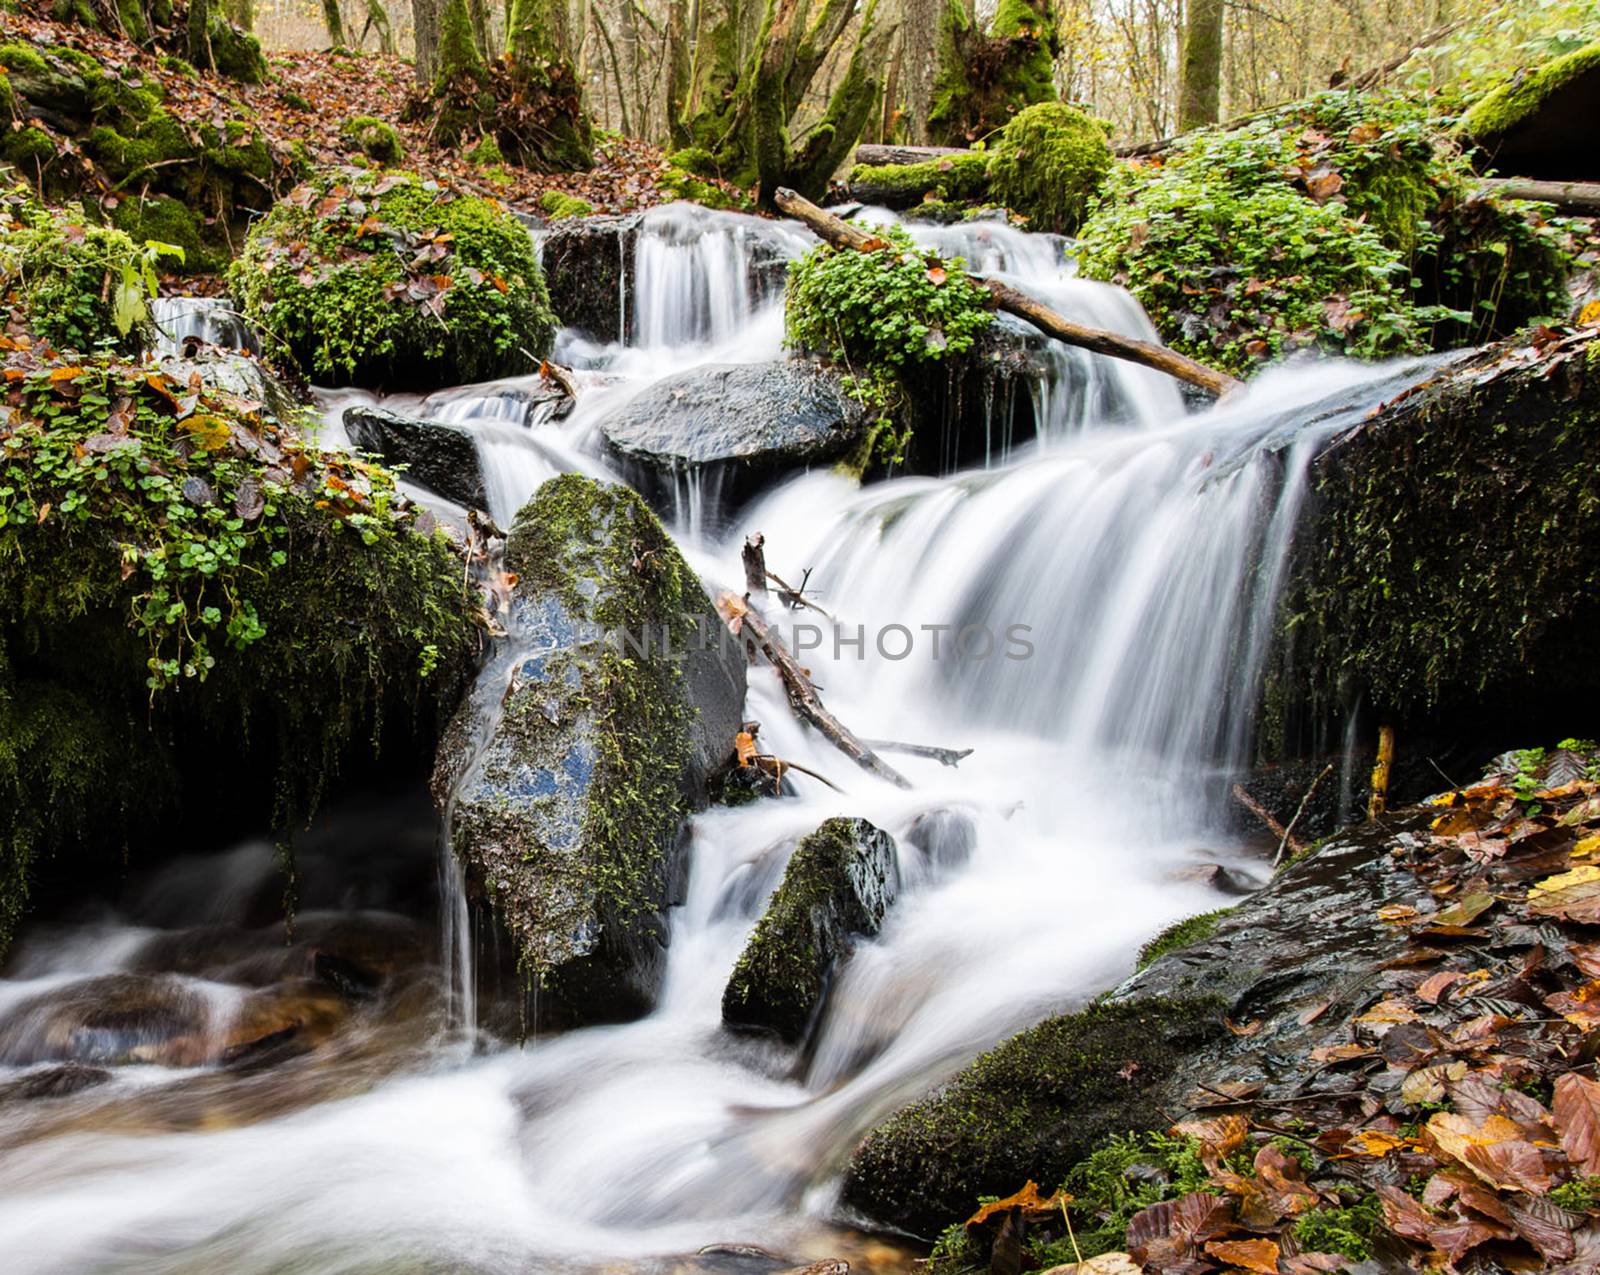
[965,1180,1068,1229]
[1125,1193,1232,1268]
[1425,1112,1551,1193]
[1529,866,1600,922]
[1377,1184,1436,1244]
[1203,1237,1279,1273]
[1554,1072,1600,1175]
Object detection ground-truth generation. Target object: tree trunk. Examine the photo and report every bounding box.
[666,0,692,145]
[1177,0,1223,130]
[505,0,594,168]
[901,0,941,143]
[414,0,442,82]
[321,0,347,46]
[466,0,494,58]
[224,0,253,30]
[187,0,213,67]
[361,0,395,52]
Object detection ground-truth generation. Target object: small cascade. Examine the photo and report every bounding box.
[149,297,259,356]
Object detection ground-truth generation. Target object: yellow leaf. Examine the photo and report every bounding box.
[1377,904,1419,925]
[47,365,85,382]
[1581,298,1600,327]
[734,730,758,768]
[1574,834,1600,861]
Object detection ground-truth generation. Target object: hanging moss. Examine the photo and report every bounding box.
[987,102,1112,233]
[230,167,557,389]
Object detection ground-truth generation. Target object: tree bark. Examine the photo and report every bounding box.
[361,0,395,52]
[855,143,971,165]
[224,0,253,31]
[413,0,442,83]
[186,0,213,67]
[321,0,348,46]
[1478,178,1600,215]
[1177,0,1223,131]
[773,186,1242,398]
[901,0,941,143]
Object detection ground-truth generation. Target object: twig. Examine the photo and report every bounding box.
[753,752,844,792]
[767,567,835,619]
[1232,782,1304,858]
[862,739,974,767]
[1275,762,1334,868]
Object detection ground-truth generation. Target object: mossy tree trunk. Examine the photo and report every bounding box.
[900,0,943,143]
[224,0,252,30]
[1178,0,1223,130]
[321,0,348,46]
[360,0,395,52]
[675,0,899,205]
[186,0,213,67]
[925,0,1058,144]
[505,0,595,167]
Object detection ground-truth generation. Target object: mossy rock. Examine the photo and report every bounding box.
[229,168,557,389]
[988,102,1112,234]
[205,15,268,85]
[842,995,1228,1237]
[1463,41,1600,181]
[539,189,592,220]
[0,345,476,957]
[722,816,899,1044]
[109,193,218,274]
[845,152,992,211]
[431,474,745,1028]
[342,116,404,166]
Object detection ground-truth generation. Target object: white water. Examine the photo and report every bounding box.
[0,204,1439,1274]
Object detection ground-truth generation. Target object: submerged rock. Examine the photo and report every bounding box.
[343,405,488,511]
[722,816,899,1045]
[433,474,746,1028]
[599,361,871,518]
[841,813,1432,1238]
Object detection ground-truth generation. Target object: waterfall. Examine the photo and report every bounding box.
[0,203,1443,1274]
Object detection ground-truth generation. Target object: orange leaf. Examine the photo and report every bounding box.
[1203,1237,1280,1274]
[734,730,758,768]
[47,365,85,382]
[926,265,947,285]
[1554,1072,1600,1175]
[964,1180,1068,1229]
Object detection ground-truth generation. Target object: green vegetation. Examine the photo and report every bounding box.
[987,102,1113,233]
[230,168,557,388]
[1136,907,1233,969]
[927,0,1060,146]
[0,187,181,354]
[539,189,593,219]
[1077,90,1573,374]
[846,152,992,205]
[1293,1195,1386,1261]
[341,116,404,165]
[785,224,993,469]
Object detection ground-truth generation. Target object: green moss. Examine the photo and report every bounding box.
[205,15,268,85]
[926,0,1059,146]
[466,134,504,166]
[539,190,592,219]
[843,994,1228,1236]
[109,193,219,273]
[1293,1196,1385,1261]
[2,125,55,167]
[722,817,893,1042]
[987,102,1112,233]
[846,152,992,205]
[161,56,199,80]
[1463,41,1600,142]
[658,165,750,211]
[1136,907,1233,969]
[230,167,557,389]
[341,116,404,165]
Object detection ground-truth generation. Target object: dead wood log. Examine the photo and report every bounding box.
[862,739,974,767]
[1477,178,1600,215]
[1232,782,1305,858]
[720,592,912,789]
[773,187,1242,399]
[742,533,768,598]
[853,143,975,167]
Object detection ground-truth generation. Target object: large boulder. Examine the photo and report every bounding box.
[540,212,639,341]
[432,474,746,1028]
[722,816,899,1045]
[599,361,872,518]
[230,168,557,390]
[343,405,488,511]
[842,814,1429,1238]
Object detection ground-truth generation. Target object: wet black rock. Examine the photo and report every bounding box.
[0,1062,112,1103]
[903,807,978,875]
[432,475,746,1029]
[540,213,639,340]
[343,405,487,511]
[722,816,899,1046]
[842,812,1436,1238]
[598,361,871,521]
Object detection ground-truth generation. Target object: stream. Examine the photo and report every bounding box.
[0,204,1438,1273]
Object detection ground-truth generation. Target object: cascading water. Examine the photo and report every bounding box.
[0,204,1441,1274]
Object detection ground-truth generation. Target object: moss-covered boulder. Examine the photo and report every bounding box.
[1463,41,1600,181]
[1266,324,1600,754]
[843,996,1228,1237]
[230,169,557,390]
[341,116,405,166]
[431,474,746,1028]
[539,190,593,220]
[845,152,992,211]
[0,346,477,957]
[988,103,1113,234]
[722,817,899,1045]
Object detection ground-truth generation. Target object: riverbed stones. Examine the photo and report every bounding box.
[432,474,746,1029]
[722,816,899,1045]
[598,361,871,520]
[343,405,488,511]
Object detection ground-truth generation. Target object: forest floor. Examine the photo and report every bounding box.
[1,8,715,224]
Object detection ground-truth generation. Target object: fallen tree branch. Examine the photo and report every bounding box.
[767,566,836,620]
[742,533,768,598]
[773,187,1242,399]
[1477,178,1600,215]
[1274,762,1334,868]
[853,143,974,167]
[862,739,974,767]
[720,591,912,789]
[1232,782,1306,859]
[753,752,845,792]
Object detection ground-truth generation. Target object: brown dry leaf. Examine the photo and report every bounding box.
[1417,970,1470,1003]
[1377,1184,1437,1244]
[1354,998,1418,1024]
[734,731,758,768]
[1377,904,1420,925]
[1037,1255,1141,1275]
[1125,1192,1233,1268]
[1506,1195,1581,1264]
[1172,1114,1248,1161]
[964,1180,1068,1229]
[1401,1061,1468,1106]
[1425,1112,1551,1193]
[1203,1237,1280,1273]
[1529,866,1600,922]
[1308,1042,1376,1064]
[1554,1072,1600,1175]
[859,235,891,252]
